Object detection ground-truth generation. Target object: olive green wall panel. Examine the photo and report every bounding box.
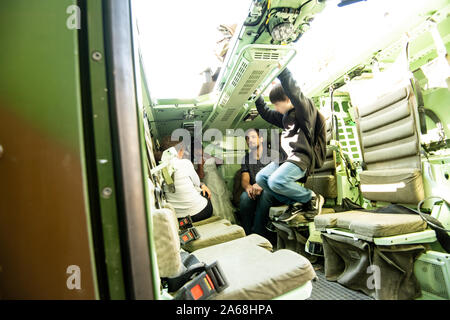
[0,0,98,299]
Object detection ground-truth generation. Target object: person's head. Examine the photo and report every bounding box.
[269,83,293,114]
[245,128,263,151]
[160,136,187,159]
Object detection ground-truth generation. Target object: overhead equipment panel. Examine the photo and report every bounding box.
[205,44,296,131]
[204,0,327,132]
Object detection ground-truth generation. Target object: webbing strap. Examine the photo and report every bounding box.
[162,256,229,299]
[161,166,175,193]
[412,76,447,146]
[424,108,446,141]
[412,78,427,135]
[163,263,208,293]
[173,261,228,300]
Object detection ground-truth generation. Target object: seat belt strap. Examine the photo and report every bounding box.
[173,261,228,300]
[162,260,229,299]
[424,108,446,141]
[412,78,427,135]
[161,166,175,193]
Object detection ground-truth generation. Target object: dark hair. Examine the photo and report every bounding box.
[245,128,260,140]
[160,135,189,153]
[269,83,288,104]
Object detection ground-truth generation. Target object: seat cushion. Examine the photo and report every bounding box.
[192,215,223,226]
[305,173,337,198]
[314,210,427,237]
[193,235,316,300]
[359,168,424,204]
[343,213,427,237]
[314,211,370,230]
[182,220,246,252]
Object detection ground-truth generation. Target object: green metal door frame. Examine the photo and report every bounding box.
[77,0,157,299]
[102,0,156,299]
[77,0,126,299]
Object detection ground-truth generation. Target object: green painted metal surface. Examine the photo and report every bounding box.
[84,0,126,299]
[0,0,99,299]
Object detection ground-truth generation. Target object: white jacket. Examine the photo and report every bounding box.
[163,158,207,218]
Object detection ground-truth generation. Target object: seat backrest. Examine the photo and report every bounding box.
[312,115,335,174]
[356,85,421,171]
[203,157,237,223]
[305,116,337,198]
[350,76,425,204]
[152,205,185,278]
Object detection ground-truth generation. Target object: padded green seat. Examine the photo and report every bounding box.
[353,84,425,205]
[161,203,246,252]
[152,208,316,300]
[359,169,424,204]
[305,123,337,199]
[193,235,317,300]
[192,215,223,226]
[183,219,246,252]
[305,173,337,199]
[314,210,427,238]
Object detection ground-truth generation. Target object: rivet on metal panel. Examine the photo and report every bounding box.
[102,187,113,199]
[92,51,103,61]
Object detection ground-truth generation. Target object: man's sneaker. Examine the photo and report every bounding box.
[303,193,325,220]
[277,203,304,222]
[265,221,277,232]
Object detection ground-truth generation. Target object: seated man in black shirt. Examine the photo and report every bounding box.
[240,129,281,239]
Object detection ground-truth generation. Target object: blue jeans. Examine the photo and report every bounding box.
[255,161,312,204]
[239,190,282,239]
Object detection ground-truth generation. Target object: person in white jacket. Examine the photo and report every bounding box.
[160,136,213,222]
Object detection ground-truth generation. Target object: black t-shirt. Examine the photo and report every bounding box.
[240,150,271,185]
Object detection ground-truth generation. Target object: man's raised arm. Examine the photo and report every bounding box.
[278,68,317,140]
[254,95,284,129]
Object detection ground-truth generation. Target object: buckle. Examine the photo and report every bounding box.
[174,261,228,300]
[204,261,228,293]
[179,227,200,245]
[178,215,193,231]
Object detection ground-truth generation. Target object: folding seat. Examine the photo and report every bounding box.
[152,206,317,300]
[304,116,337,199]
[269,115,337,258]
[158,202,246,253]
[148,153,246,252]
[355,83,424,204]
[183,216,246,252]
[313,68,448,299]
[181,158,247,252]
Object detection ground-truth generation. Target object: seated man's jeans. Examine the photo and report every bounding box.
[239,190,282,239]
[255,161,313,204]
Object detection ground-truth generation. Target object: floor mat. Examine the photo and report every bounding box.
[308,268,374,300]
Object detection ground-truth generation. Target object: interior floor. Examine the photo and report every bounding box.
[308,264,374,301]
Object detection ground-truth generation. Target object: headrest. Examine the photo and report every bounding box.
[152,205,184,278]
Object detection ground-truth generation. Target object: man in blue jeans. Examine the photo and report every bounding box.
[239,129,281,240]
[254,67,324,222]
